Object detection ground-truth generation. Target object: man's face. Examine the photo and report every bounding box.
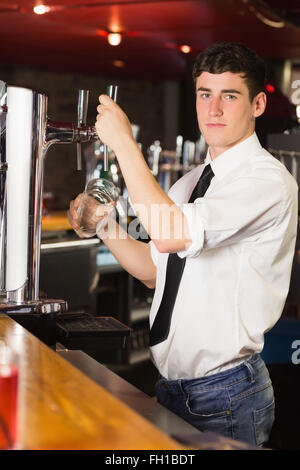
[195,71,266,159]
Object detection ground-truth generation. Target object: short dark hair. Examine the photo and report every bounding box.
[193,42,267,101]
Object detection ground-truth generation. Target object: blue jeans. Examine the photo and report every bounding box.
[155,354,275,447]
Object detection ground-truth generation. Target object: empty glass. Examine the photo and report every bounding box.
[77,178,119,238]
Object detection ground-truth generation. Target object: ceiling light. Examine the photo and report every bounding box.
[107,33,122,46]
[112,60,125,68]
[180,45,191,54]
[33,4,51,15]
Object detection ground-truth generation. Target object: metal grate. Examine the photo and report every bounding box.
[56,313,131,336]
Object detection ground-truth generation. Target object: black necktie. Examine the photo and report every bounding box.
[149,164,215,347]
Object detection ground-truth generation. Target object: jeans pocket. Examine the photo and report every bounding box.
[185,388,232,437]
[253,398,275,447]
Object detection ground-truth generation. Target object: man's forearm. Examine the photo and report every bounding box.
[95,96,192,253]
[98,217,156,289]
[114,137,192,253]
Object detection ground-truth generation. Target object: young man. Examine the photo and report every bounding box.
[68,42,298,446]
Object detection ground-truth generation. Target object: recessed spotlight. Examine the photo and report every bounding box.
[112,60,125,68]
[107,33,122,46]
[180,44,191,54]
[33,4,51,15]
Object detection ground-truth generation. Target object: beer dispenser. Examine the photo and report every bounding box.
[0,80,98,346]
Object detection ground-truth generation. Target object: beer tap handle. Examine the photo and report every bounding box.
[77,89,89,171]
[103,85,118,172]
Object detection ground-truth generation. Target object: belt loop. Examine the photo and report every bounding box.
[245,360,255,384]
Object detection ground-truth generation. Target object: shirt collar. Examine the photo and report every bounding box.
[205,133,262,180]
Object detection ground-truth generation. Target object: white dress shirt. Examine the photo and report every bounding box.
[149,133,298,380]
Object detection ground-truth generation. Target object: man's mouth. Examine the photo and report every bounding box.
[206,123,226,128]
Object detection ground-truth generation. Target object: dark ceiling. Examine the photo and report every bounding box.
[1,0,300,79]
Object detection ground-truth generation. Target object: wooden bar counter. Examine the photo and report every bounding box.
[0,314,184,450]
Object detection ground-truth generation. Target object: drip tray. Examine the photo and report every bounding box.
[56,312,131,350]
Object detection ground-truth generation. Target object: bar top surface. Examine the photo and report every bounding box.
[0,314,184,450]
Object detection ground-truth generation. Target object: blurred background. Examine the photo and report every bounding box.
[1,0,300,449]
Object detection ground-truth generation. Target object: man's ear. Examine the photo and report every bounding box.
[253,91,267,118]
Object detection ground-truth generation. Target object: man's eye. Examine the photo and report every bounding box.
[200,93,210,99]
[224,94,236,100]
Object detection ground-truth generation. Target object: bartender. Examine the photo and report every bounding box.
[68,42,298,447]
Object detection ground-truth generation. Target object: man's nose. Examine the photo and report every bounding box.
[208,97,223,117]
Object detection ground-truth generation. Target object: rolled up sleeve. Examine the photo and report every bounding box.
[177,205,205,258]
[177,174,285,259]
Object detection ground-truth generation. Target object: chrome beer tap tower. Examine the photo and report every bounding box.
[0,80,98,345]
